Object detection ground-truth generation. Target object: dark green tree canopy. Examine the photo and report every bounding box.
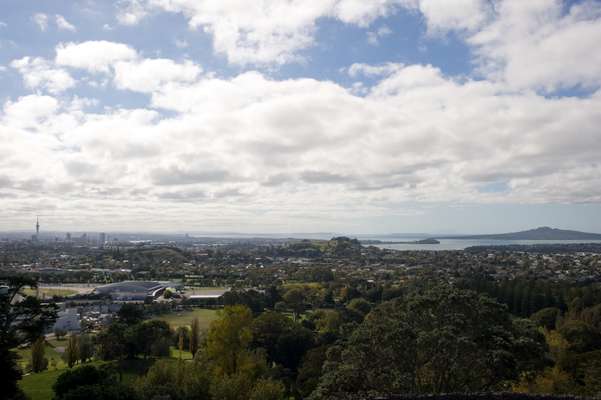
[311,286,548,399]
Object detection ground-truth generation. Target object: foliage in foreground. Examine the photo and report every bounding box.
[310,286,548,399]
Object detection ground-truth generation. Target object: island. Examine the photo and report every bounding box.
[434,226,601,241]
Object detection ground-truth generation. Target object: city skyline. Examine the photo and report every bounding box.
[1,1,601,233]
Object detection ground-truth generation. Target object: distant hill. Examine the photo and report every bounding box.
[435,226,601,240]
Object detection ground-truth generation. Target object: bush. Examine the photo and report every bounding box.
[531,308,561,330]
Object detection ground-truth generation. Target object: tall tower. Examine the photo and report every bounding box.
[36,216,40,236]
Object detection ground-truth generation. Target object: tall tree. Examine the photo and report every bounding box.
[133,320,171,358]
[64,334,80,368]
[190,317,200,357]
[30,336,48,373]
[117,304,144,325]
[0,276,57,399]
[283,288,305,321]
[78,334,94,363]
[206,305,253,376]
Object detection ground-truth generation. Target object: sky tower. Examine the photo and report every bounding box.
[36,216,39,236]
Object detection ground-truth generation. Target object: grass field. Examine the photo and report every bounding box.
[183,286,229,296]
[156,308,219,329]
[18,353,191,400]
[18,309,218,400]
[22,288,78,298]
[169,346,194,360]
[16,342,67,371]
[20,368,64,400]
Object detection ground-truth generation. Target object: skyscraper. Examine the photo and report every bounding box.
[36,216,39,236]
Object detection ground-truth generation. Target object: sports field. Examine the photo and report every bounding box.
[156,308,219,329]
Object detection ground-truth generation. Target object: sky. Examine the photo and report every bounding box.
[1,0,601,235]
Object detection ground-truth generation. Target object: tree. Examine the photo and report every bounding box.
[117,304,144,325]
[311,286,548,399]
[175,325,189,351]
[135,359,211,400]
[0,276,57,399]
[206,305,254,376]
[249,378,286,400]
[78,334,94,363]
[559,320,601,353]
[135,359,183,400]
[95,322,127,361]
[190,317,200,357]
[64,334,80,368]
[296,346,328,397]
[251,311,314,372]
[178,328,185,359]
[54,328,67,340]
[346,298,372,317]
[53,364,136,400]
[283,288,305,321]
[531,307,562,330]
[133,320,171,358]
[209,372,254,400]
[30,336,48,373]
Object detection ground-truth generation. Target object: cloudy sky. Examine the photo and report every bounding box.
[1,0,601,235]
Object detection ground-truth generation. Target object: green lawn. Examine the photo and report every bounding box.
[20,368,64,400]
[156,308,219,329]
[170,346,194,360]
[19,355,189,400]
[183,287,229,296]
[17,309,216,400]
[16,342,67,371]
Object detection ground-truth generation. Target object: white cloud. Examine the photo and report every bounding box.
[469,0,601,91]
[4,4,601,230]
[2,61,601,232]
[116,0,149,25]
[333,0,406,26]
[55,41,138,73]
[10,57,76,94]
[417,0,492,33]
[0,21,7,28]
[32,13,48,31]
[113,58,202,92]
[55,14,76,32]
[114,0,408,65]
[2,95,60,129]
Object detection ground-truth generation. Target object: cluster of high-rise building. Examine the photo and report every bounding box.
[31,217,107,247]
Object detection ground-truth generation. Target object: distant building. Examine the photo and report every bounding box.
[32,216,40,242]
[66,232,71,242]
[186,288,230,306]
[98,232,106,247]
[93,281,181,301]
[52,308,81,333]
